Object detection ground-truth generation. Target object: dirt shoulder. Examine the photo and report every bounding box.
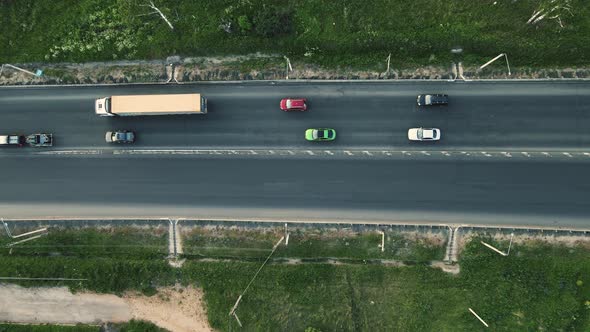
[2,54,589,85]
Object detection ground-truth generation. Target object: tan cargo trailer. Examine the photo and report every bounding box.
[95,93,207,116]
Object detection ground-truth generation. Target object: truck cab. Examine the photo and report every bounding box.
[0,135,25,146]
[95,97,112,116]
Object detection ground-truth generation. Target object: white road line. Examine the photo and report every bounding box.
[33,149,590,161]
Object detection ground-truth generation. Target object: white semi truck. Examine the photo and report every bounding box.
[95,93,207,116]
[0,133,52,147]
[0,135,24,146]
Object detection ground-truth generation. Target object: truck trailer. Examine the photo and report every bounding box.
[95,93,207,116]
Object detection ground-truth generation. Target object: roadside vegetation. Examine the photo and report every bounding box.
[1,0,589,69]
[0,320,167,332]
[1,224,589,331]
[188,237,590,331]
[181,226,445,262]
[0,324,99,332]
[0,226,173,294]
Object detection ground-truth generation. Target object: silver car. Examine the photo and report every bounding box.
[105,130,135,143]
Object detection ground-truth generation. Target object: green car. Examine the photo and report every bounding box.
[305,128,336,142]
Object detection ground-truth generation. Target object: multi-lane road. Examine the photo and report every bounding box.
[1,81,589,226]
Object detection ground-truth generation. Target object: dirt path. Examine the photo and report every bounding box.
[123,285,213,332]
[0,283,213,332]
[0,284,131,324]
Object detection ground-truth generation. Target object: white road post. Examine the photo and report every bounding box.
[285,223,289,246]
[479,53,511,76]
[2,64,42,77]
[506,233,514,255]
[386,53,391,75]
[2,218,48,240]
[229,236,285,324]
[284,56,292,79]
[481,241,508,256]
[379,231,385,252]
[468,308,489,327]
[504,53,511,76]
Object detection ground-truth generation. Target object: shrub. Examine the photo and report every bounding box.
[253,5,294,37]
[237,15,252,33]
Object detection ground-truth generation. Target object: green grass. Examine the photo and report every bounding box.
[1,0,589,68]
[0,324,99,332]
[181,227,445,262]
[0,226,174,294]
[115,320,170,332]
[276,230,445,262]
[0,321,167,332]
[182,238,590,331]
[1,227,168,259]
[1,226,589,331]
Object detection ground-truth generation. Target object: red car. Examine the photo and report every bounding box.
[280,98,307,111]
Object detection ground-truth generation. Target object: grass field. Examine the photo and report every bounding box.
[1,227,168,259]
[1,225,589,331]
[2,0,589,68]
[184,237,590,331]
[0,226,174,294]
[181,227,446,262]
[0,320,167,332]
[0,324,99,332]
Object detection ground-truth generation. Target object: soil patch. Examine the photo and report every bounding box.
[0,284,131,324]
[123,285,213,332]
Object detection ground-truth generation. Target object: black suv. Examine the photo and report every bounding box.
[417,94,449,106]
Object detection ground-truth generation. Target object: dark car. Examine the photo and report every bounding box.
[417,94,449,106]
[105,130,135,143]
[26,133,53,147]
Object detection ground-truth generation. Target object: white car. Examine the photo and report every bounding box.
[408,128,441,141]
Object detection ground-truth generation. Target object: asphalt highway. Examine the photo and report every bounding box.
[0,81,589,150]
[1,81,590,226]
[0,155,588,227]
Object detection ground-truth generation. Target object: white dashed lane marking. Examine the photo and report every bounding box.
[35,149,590,161]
